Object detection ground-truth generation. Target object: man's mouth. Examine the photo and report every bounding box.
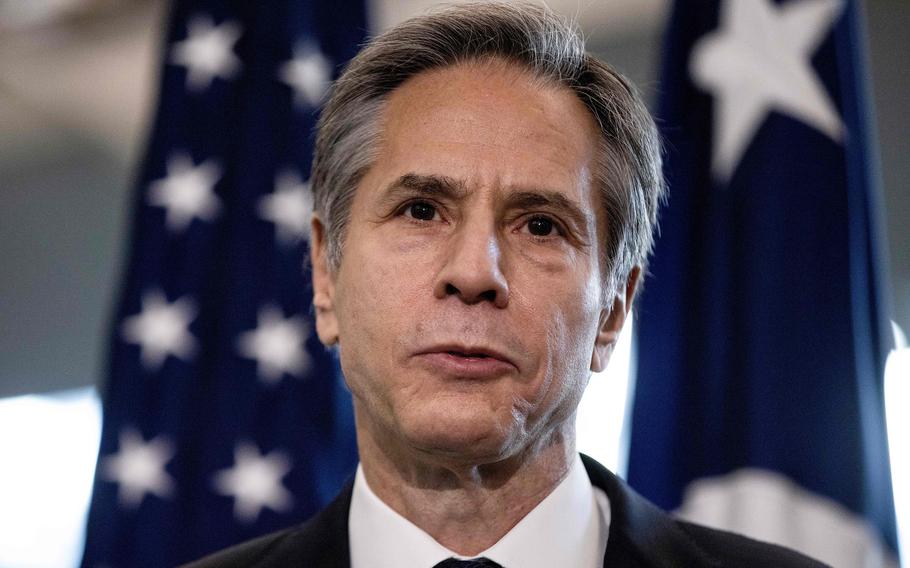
[415,344,518,378]
[447,351,489,358]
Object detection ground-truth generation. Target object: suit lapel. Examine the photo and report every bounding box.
[255,477,354,568]
[581,455,719,568]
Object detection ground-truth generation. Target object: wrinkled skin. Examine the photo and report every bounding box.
[311,60,635,487]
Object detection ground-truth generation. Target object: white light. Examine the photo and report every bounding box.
[886,322,910,567]
[0,387,102,568]
[576,315,634,475]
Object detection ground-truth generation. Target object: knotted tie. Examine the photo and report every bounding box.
[432,558,503,568]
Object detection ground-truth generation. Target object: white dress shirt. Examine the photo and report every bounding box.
[349,454,610,568]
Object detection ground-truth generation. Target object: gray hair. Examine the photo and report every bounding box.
[311,1,664,299]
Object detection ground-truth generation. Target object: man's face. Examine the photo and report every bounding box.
[312,61,630,465]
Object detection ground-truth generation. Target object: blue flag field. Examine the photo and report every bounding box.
[628,0,898,565]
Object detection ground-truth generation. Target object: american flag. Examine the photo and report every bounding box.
[81,1,367,566]
[628,0,898,565]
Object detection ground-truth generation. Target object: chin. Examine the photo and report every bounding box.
[400,403,524,463]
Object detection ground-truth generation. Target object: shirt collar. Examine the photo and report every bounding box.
[348,454,610,568]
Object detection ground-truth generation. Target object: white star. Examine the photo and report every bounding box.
[101,428,175,508]
[258,170,314,245]
[278,44,332,107]
[170,15,242,91]
[121,289,197,370]
[212,442,293,523]
[690,0,845,182]
[237,305,310,384]
[147,153,222,233]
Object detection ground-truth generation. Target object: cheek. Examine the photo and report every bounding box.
[333,239,430,382]
[546,311,590,387]
[523,316,593,436]
[528,282,602,407]
[510,238,582,279]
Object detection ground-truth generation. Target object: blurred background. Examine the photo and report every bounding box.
[0,0,906,566]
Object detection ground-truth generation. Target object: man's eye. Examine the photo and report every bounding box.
[404,201,438,221]
[526,216,556,237]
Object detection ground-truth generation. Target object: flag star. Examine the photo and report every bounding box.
[690,0,845,182]
[278,44,332,107]
[101,428,175,508]
[258,170,313,245]
[148,153,222,233]
[212,442,293,523]
[237,305,310,384]
[170,15,242,91]
[121,289,197,370]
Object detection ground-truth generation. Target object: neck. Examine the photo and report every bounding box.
[356,416,576,556]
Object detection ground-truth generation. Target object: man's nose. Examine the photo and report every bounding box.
[433,225,510,308]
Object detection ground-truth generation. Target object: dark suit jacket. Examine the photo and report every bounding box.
[184,455,829,567]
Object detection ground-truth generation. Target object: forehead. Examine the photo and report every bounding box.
[372,60,601,203]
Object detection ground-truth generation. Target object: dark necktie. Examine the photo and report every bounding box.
[432,558,503,568]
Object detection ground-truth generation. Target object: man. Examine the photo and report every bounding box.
[187,3,827,567]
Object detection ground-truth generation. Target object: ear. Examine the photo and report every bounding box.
[310,215,340,346]
[590,266,641,373]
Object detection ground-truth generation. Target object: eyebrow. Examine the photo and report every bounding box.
[383,173,468,201]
